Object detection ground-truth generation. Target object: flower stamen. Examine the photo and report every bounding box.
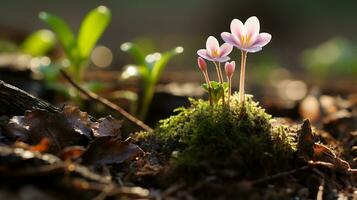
[211,49,220,57]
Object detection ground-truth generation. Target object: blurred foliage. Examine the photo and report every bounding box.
[249,53,280,84]
[39,5,111,82]
[0,40,18,53]
[20,29,56,57]
[0,29,55,56]
[301,37,357,80]
[120,41,183,120]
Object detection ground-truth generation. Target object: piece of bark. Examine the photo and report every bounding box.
[0,80,61,116]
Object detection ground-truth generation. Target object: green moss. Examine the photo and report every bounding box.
[136,94,297,181]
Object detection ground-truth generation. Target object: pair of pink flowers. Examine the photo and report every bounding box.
[197,16,272,103]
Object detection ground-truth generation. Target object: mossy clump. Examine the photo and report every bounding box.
[136,94,297,181]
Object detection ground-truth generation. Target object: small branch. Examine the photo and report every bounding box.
[251,165,310,185]
[60,70,153,132]
[316,179,324,200]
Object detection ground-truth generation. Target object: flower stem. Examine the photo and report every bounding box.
[203,70,213,106]
[217,62,225,104]
[227,76,231,107]
[213,62,222,83]
[239,51,247,103]
[218,62,224,84]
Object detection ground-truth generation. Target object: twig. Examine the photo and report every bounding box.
[316,179,324,200]
[60,70,153,132]
[251,165,310,185]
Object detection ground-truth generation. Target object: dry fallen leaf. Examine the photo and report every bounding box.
[91,116,122,138]
[26,138,50,153]
[62,106,93,138]
[4,106,125,154]
[23,109,90,153]
[297,119,352,173]
[58,146,85,161]
[4,116,29,141]
[81,137,144,165]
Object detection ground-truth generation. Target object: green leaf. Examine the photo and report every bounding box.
[20,29,56,57]
[120,42,146,66]
[150,46,183,84]
[202,83,209,91]
[202,81,225,104]
[77,6,111,59]
[39,12,76,60]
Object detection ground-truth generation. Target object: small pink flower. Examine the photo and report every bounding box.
[197,36,233,62]
[224,61,235,77]
[221,16,271,53]
[197,57,207,71]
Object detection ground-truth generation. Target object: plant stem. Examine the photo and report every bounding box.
[213,62,222,83]
[227,77,231,107]
[202,71,213,106]
[203,71,210,87]
[60,69,153,132]
[215,62,225,104]
[239,51,247,103]
[217,62,224,84]
[138,83,154,120]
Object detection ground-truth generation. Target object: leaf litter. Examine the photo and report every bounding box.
[0,95,356,199]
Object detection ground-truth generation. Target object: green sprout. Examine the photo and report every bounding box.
[0,29,55,56]
[39,5,111,82]
[120,42,183,120]
[202,81,228,104]
[20,29,56,57]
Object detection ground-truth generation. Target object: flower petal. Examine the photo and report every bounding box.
[221,32,240,46]
[252,33,272,47]
[214,56,231,63]
[206,36,219,57]
[197,49,215,61]
[219,43,233,57]
[221,32,237,46]
[244,16,260,40]
[197,49,209,59]
[242,46,262,53]
[230,19,244,38]
[231,33,243,47]
[224,61,235,77]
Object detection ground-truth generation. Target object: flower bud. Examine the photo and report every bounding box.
[197,57,207,71]
[225,61,235,77]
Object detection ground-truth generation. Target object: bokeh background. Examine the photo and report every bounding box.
[0,0,356,122]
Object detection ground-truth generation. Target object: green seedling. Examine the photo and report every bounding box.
[20,29,56,57]
[120,42,183,120]
[202,81,228,104]
[39,5,111,82]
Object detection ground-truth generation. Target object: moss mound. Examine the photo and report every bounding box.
[136,94,297,181]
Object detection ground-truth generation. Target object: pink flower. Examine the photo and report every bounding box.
[221,16,271,53]
[197,36,233,62]
[224,61,235,77]
[197,57,207,71]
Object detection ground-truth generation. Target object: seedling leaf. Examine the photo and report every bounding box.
[77,6,111,59]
